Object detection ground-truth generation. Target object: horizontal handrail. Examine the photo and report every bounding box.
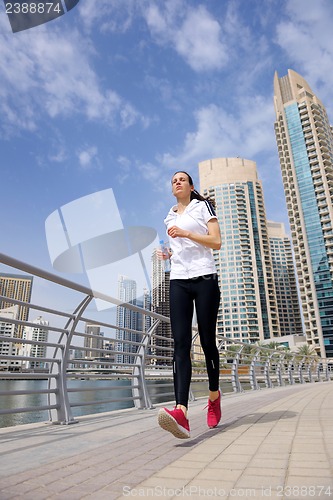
[0,253,169,321]
[0,251,332,428]
[0,294,75,319]
[0,336,61,349]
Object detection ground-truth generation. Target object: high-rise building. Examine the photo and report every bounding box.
[199,157,280,343]
[84,324,104,359]
[103,339,116,364]
[0,273,33,339]
[116,276,140,364]
[0,305,20,370]
[274,69,333,358]
[151,249,173,365]
[20,316,49,369]
[267,221,303,337]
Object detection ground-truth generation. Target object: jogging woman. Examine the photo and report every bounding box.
[158,171,222,439]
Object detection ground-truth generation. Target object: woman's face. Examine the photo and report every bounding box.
[171,172,194,199]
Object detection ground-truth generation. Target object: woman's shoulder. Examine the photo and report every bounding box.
[164,205,178,224]
[189,199,216,217]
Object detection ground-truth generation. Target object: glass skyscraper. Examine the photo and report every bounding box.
[199,157,280,343]
[116,275,140,364]
[151,248,173,365]
[274,69,333,358]
[267,221,303,337]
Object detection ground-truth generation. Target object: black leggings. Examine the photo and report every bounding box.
[170,274,221,408]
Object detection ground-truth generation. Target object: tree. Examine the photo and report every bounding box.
[295,344,318,358]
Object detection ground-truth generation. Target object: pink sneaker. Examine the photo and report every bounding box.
[158,407,190,439]
[206,391,222,428]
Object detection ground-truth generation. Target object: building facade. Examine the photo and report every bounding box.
[199,157,280,343]
[151,248,173,365]
[0,305,20,370]
[115,276,140,365]
[274,69,333,357]
[267,221,303,337]
[0,273,33,339]
[84,324,104,359]
[20,316,49,369]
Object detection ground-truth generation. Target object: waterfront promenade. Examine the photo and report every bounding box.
[0,382,332,499]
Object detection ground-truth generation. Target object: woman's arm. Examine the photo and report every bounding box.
[167,219,221,250]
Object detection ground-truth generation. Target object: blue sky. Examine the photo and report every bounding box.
[1,0,333,316]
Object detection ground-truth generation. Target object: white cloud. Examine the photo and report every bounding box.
[49,148,68,163]
[143,1,228,72]
[139,161,165,183]
[275,0,333,115]
[116,155,131,184]
[0,17,147,134]
[78,0,137,33]
[159,96,275,170]
[175,6,227,72]
[77,146,98,169]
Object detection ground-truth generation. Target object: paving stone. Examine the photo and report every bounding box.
[0,383,331,500]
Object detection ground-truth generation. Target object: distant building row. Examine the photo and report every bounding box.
[1,70,333,361]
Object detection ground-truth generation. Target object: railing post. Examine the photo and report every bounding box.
[307,358,314,383]
[276,353,285,387]
[249,348,260,390]
[48,295,93,424]
[132,320,160,409]
[324,360,330,381]
[231,346,244,393]
[264,353,272,388]
[298,356,306,384]
[189,332,200,402]
[288,355,296,385]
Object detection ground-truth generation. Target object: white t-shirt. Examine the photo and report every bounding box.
[164,199,218,280]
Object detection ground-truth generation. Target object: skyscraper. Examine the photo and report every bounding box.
[116,276,140,364]
[267,221,303,337]
[84,324,104,359]
[21,316,49,369]
[0,305,20,370]
[199,157,280,343]
[0,273,33,339]
[274,69,333,358]
[151,248,173,365]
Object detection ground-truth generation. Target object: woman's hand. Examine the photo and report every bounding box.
[167,220,221,250]
[167,226,188,239]
[156,248,172,260]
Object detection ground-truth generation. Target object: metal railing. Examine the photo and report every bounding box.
[0,252,331,427]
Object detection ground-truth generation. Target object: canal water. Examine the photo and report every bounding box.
[0,378,238,428]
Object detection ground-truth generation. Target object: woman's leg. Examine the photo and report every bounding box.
[170,279,193,409]
[194,275,221,393]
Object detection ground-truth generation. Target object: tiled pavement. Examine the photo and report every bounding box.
[0,382,332,499]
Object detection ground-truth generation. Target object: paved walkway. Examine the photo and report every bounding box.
[0,382,332,499]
